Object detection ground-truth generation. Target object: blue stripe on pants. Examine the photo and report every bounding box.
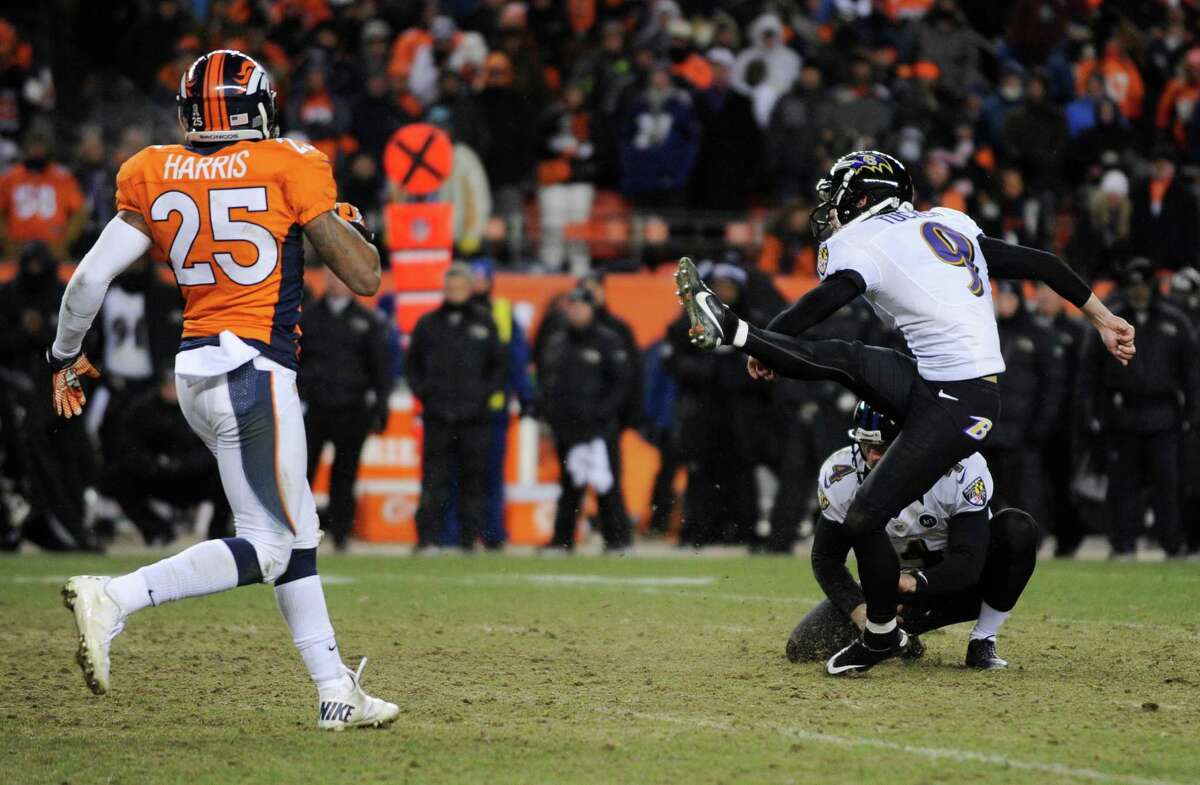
[227,362,296,533]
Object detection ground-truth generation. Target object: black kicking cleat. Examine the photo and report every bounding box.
[901,634,925,661]
[965,637,1008,670]
[675,257,735,350]
[826,629,909,676]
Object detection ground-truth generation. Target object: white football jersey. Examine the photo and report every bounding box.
[818,206,1005,381]
[816,445,994,569]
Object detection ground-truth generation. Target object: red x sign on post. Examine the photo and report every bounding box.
[382,123,454,196]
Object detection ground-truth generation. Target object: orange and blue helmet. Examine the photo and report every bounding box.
[177,49,278,143]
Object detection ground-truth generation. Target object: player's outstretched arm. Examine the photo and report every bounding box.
[303,209,381,296]
[979,236,1135,366]
[810,516,866,623]
[49,211,152,417]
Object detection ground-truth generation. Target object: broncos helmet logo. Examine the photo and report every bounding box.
[233,58,256,87]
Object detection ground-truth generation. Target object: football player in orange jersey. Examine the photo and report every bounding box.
[50,50,399,730]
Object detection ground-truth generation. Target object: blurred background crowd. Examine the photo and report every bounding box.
[1,0,1199,559]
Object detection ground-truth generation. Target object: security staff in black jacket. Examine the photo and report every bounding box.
[1079,259,1200,557]
[408,264,507,550]
[537,286,632,551]
[1033,282,1090,556]
[982,281,1065,528]
[299,269,394,550]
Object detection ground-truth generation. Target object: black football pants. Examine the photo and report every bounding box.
[743,328,1002,628]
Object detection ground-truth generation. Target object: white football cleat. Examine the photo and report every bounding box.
[62,576,125,695]
[317,658,400,731]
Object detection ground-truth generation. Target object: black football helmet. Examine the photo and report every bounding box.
[848,400,900,446]
[177,49,278,143]
[810,150,914,240]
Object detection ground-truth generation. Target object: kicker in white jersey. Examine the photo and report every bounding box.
[818,206,1005,382]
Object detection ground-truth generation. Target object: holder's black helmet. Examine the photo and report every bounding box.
[810,150,914,240]
[847,400,900,446]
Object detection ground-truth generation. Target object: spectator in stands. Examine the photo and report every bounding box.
[825,53,893,143]
[478,52,535,219]
[1071,169,1132,280]
[350,71,408,160]
[0,128,85,260]
[619,61,700,209]
[102,370,229,545]
[1066,72,1109,138]
[538,286,631,552]
[1065,99,1132,186]
[408,264,506,552]
[981,61,1026,144]
[1131,148,1200,271]
[666,19,711,91]
[912,0,983,96]
[1080,260,1200,559]
[0,18,54,165]
[285,63,350,165]
[408,15,488,107]
[733,14,799,98]
[426,68,491,160]
[758,201,815,276]
[691,48,761,210]
[1076,34,1145,122]
[72,126,113,247]
[1156,47,1200,156]
[766,65,828,200]
[536,82,597,274]
[999,69,1068,191]
[300,269,393,551]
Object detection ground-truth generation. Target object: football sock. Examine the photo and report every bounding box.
[970,602,1010,641]
[731,319,749,348]
[105,538,245,615]
[275,574,349,694]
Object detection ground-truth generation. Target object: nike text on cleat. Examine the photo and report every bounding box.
[316,657,400,731]
[674,257,731,350]
[62,576,126,695]
[826,629,909,676]
[965,637,1008,670]
[937,389,959,401]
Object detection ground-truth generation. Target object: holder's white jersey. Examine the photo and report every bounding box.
[818,207,1005,381]
[816,446,994,569]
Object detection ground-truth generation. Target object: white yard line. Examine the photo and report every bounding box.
[617,710,1195,785]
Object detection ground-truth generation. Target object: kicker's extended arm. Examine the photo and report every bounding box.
[977,236,1090,308]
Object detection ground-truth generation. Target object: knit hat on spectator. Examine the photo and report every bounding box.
[565,285,597,307]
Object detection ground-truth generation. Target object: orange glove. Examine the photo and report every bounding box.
[335,201,373,243]
[48,352,101,418]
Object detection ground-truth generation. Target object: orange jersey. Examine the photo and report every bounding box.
[115,137,336,369]
[0,162,85,246]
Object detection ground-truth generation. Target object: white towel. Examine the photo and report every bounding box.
[565,438,614,494]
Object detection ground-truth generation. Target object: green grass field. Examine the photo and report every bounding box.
[2,551,1198,785]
